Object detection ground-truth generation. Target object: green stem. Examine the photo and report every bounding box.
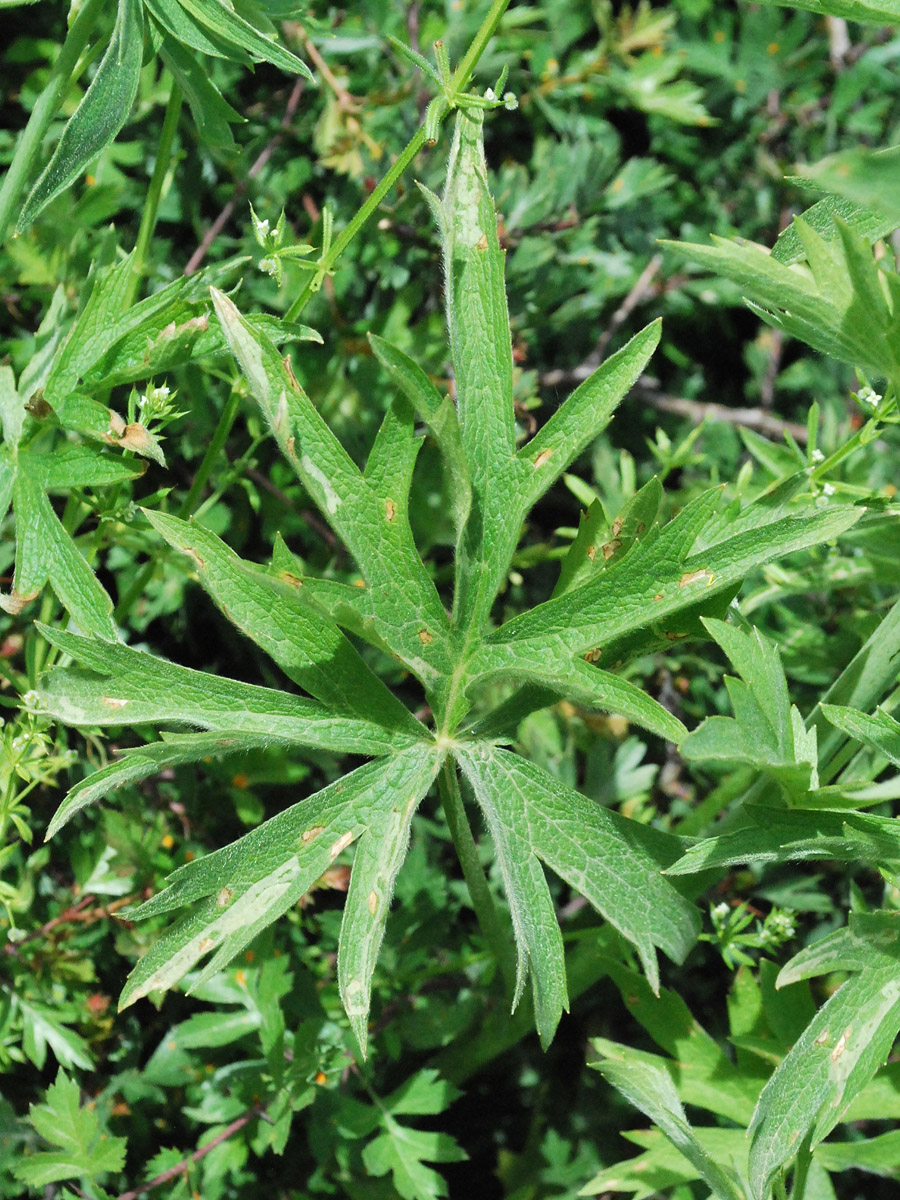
[0,0,106,245]
[437,757,516,997]
[284,0,512,321]
[112,388,242,623]
[790,1133,814,1200]
[125,75,183,309]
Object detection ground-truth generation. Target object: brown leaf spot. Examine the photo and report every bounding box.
[283,355,301,391]
[601,539,621,560]
[610,515,625,538]
[831,1030,849,1062]
[216,888,233,907]
[353,578,366,588]
[583,647,602,664]
[329,831,354,861]
[679,569,711,588]
[385,498,396,522]
[665,630,690,641]
[586,544,596,561]
[278,571,303,588]
[197,937,215,954]
[653,592,663,602]
[25,392,54,420]
[476,233,489,251]
[301,825,325,844]
[532,448,553,469]
[286,435,297,459]
[102,697,129,710]
[418,629,433,644]
[107,409,127,437]
[367,890,378,915]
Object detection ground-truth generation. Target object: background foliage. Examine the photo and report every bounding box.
[2,1,900,1197]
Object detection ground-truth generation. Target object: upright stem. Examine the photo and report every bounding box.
[437,758,516,997]
[0,0,106,244]
[284,0,512,320]
[125,75,183,309]
[790,1133,814,1200]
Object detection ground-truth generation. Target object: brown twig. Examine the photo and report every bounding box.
[633,379,808,443]
[184,77,306,276]
[596,253,663,360]
[244,465,339,550]
[114,1106,267,1200]
[3,894,135,956]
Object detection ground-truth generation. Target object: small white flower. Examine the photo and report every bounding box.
[713,901,730,921]
[484,87,497,102]
[21,690,41,713]
[503,92,518,111]
[857,385,882,408]
[811,448,824,463]
[822,482,836,497]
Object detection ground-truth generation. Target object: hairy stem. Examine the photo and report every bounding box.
[0,0,106,244]
[284,0,512,320]
[438,757,516,996]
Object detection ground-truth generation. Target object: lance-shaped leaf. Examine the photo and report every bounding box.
[478,500,860,665]
[18,0,144,230]
[368,333,471,537]
[680,620,818,796]
[796,145,900,228]
[144,509,422,735]
[749,912,900,1200]
[210,287,453,688]
[466,642,686,743]
[173,0,313,77]
[339,772,441,1055]
[119,745,440,1012]
[46,731,296,838]
[514,321,661,517]
[2,467,120,636]
[37,624,412,752]
[455,744,699,995]
[457,748,568,1048]
[754,0,900,26]
[772,194,900,266]
[590,1049,746,1200]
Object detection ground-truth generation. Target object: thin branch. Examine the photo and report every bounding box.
[634,380,808,443]
[113,1106,266,1200]
[596,253,663,360]
[184,77,306,276]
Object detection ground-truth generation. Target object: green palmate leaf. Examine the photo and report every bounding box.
[680,619,818,796]
[13,1072,126,1187]
[749,912,900,1199]
[456,744,699,995]
[665,219,900,388]
[17,997,93,1072]
[143,510,423,734]
[119,745,440,1012]
[590,1049,745,1200]
[210,287,453,691]
[18,0,144,230]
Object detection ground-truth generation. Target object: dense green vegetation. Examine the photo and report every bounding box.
[2,1,900,1197]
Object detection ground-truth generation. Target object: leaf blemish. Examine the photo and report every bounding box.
[476,232,488,251]
[418,629,433,644]
[301,826,325,844]
[586,544,596,561]
[583,647,602,663]
[679,569,711,587]
[367,890,378,915]
[601,539,621,560]
[216,887,233,907]
[198,937,215,954]
[385,498,396,522]
[532,448,553,469]
[329,831,354,860]
[102,697,129,709]
[610,516,624,538]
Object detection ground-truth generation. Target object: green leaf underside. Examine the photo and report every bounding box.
[822,704,900,768]
[18,0,144,230]
[456,745,699,994]
[119,745,441,1013]
[749,913,900,1198]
